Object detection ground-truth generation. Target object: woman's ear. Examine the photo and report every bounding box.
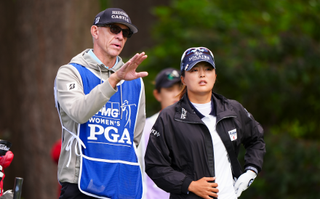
[153,89,162,102]
[180,76,186,85]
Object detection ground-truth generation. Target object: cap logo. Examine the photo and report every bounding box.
[111,10,129,23]
[167,70,179,80]
[188,51,210,62]
[95,17,100,24]
[0,144,10,151]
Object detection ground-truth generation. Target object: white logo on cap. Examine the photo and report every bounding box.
[111,11,129,22]
[171,70,179,77]
[95,17,100,24]
[189,51,210,62]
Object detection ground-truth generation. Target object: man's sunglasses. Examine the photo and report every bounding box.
[98,24,133,38]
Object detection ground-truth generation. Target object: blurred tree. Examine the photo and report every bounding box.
[110,0,171,58]
[141,0,320,140]
[0,1,100,198]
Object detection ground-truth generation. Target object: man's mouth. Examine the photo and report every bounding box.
[113,43,121,48]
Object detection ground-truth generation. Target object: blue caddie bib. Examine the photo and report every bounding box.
[71,63,143,199]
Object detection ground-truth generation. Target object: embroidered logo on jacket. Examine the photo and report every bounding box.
[67,82,77,90]
[228,129,237,141]
[151,129,160,137]
[181,108,187,119]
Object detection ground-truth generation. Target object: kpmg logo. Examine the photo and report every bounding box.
[98,102,121,119]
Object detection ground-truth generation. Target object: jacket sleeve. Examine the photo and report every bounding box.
[55,64,117,124]
[145,112,192,194]
[236,102,266,173]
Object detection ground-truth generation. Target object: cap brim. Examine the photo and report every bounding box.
[156,78,181,89]
[162,78,181,88]
[110,21,138,33]
[185,60,215,71]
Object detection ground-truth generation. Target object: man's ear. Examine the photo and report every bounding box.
[153,89,162,102]
[91,25,99,39]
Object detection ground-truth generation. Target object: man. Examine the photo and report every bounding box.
[54,8,148,199]
[137,68,181,199]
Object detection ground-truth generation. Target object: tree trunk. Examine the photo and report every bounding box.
[0,1,99,198]
[0,0,167,198]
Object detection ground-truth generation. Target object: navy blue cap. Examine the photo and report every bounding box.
[180,47,215,73]
[93,8,138,33]
[155,68,181,90]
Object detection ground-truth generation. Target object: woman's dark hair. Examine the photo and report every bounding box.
[177,70,186,99]
[178,85,187,99]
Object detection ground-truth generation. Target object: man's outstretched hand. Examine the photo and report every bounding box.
[109,52,148,88]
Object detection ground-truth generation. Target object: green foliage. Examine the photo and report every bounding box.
[240,133,320,199]
[141,0,320,140]
[99,0,109,10]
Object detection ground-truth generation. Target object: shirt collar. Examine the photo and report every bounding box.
[186,93,216,119]
[88,49,119,69]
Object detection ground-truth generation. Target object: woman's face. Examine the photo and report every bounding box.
[181,62,216,103]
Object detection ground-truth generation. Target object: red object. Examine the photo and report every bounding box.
[51,139,61,164]
[0,151,14,196]
[51,139,62,198]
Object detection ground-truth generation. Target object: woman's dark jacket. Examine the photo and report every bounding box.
[145,92,266,199]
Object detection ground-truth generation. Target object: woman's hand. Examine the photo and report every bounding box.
[188,177,219,199]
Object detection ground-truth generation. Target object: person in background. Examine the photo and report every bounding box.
[51,139,62,198]
[54,7,148,199]
[137,68,181,199]
[145,47,266,199]
[0,151,14,198]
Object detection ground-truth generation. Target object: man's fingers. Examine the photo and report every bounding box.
[137,71,148,78]
[129,52,147,66]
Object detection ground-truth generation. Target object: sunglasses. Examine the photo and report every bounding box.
[99,24,133,38]
[181,47,214,61]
